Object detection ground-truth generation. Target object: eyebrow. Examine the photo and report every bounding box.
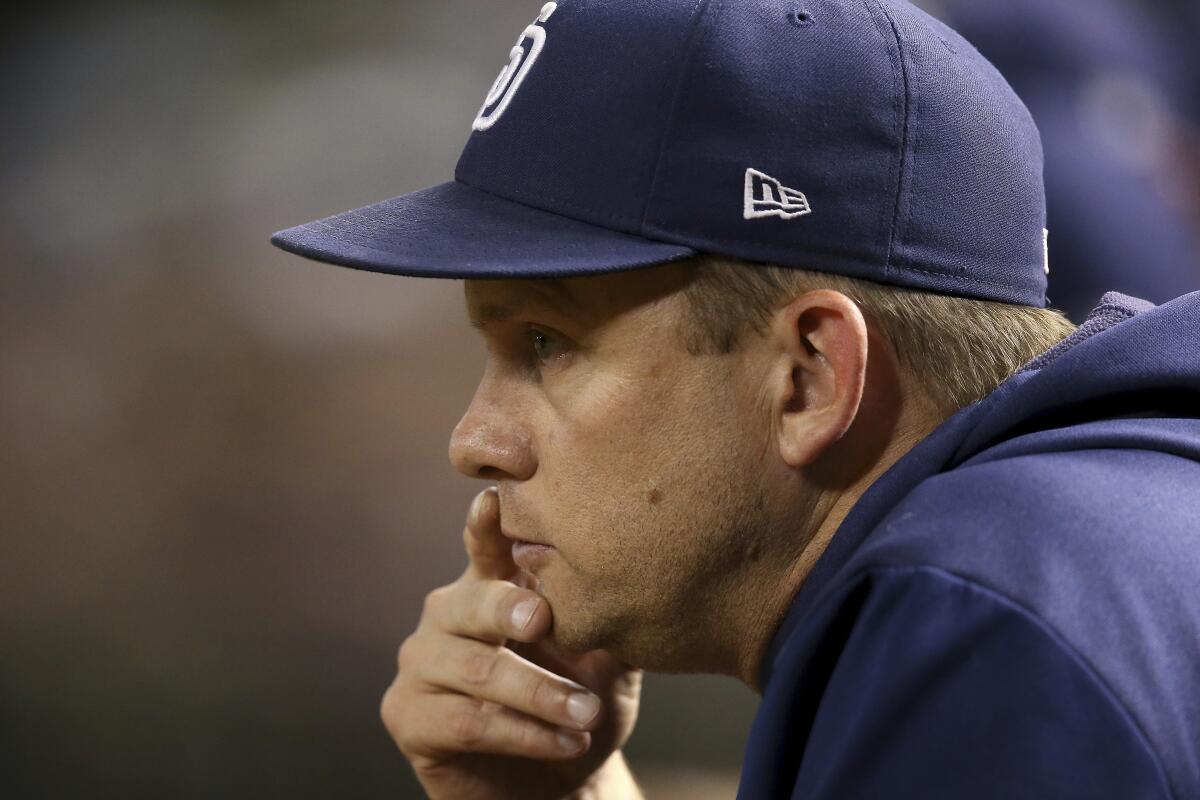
[467,280,582,330]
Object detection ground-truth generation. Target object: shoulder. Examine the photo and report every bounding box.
[859,433,1200,582]
[794,438,1200,799]
[753,565,1176,799]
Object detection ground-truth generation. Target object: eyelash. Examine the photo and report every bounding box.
[526,327,567,368]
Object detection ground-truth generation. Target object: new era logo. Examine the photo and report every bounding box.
[744,168,812,220]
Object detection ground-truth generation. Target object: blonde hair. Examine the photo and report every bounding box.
[677,253,1078,416]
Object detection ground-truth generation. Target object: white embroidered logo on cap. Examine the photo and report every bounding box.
[1043,228,1050,275]
[473,2,557,132]
[744,168,812,220]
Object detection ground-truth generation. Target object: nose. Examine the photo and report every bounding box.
[448,388,536,482]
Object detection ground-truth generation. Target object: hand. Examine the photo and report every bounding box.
[380,487,643,800]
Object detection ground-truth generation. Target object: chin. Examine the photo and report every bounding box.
[547,610,653,668]
[547,614,607,655]
[543,596,627,656]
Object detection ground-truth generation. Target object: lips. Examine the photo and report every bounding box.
[497,497,552,547]
[501,528,544,546]
[500,506,555,570]
[500,522,550,547]
[512,540,555,571]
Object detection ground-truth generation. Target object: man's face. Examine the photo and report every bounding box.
[450,262,801,673]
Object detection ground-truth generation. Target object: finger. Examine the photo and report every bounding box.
[461,487,517,581]
[406,633,604,732]
[394,692,592,762]
[421,580,552,644]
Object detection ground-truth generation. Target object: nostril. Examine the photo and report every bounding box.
[477,466,506,481]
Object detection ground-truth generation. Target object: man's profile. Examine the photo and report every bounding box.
[271,1,1200,797]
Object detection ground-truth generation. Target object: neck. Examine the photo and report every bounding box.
[735,398,944,694]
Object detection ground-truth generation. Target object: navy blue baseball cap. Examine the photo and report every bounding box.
[272,0,1049,307]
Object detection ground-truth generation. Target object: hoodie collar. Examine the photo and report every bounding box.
[757,291,1177,690]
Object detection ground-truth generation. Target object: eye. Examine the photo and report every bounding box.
[527,327,568,367]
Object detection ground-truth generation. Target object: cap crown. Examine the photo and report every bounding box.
[456,0,1047,305]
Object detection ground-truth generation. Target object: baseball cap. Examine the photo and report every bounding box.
[271,0,1049,307]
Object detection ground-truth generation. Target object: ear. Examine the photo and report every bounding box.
[769,290,869,467]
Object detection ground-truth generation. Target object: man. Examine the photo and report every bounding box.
[271,1,1200,797]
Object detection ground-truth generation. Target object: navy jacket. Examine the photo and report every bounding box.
[736,292,1200,799]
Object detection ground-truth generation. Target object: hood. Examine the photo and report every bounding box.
[947,290,1200,468]
[759,289,1200,690]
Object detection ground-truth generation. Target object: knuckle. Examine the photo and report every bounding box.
[396,635,418,670]
[379,685,404,743]
[422,586,449,617]
[460,646,500,686]
[449,697,493,746]
[463,582,509,637]
[526,673,558,716]
[378,688,391,727]
[513,716,544,754]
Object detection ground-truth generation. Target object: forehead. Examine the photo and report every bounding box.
[465,278,584,328]
[463,261,697,330]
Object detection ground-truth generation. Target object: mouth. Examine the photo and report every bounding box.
[501,526,549,547]
[497,500,555,562]
[512,540,555,570]
[502,529,530,543]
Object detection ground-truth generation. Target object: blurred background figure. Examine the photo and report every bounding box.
[1,2,1197,799]
[915,0,1200,321]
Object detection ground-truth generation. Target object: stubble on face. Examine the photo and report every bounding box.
[478,267,800,676]
[543,474,782,676]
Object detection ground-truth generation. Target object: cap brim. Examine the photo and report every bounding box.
[270,180,695,279]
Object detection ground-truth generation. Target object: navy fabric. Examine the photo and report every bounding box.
[923,0,1200,321]
[645,0,1046,305]
[737,291,1200,799]
[269,181,692,278]
[455,0,706,229]
[273,0,1049,306]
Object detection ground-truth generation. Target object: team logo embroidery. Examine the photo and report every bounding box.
[472,2,558,132]
[744,168,812,220]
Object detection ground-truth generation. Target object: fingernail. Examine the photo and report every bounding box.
[469,490,490,528]
[566,693,600,726]
[511,598,539,632]
[557,730,586,753]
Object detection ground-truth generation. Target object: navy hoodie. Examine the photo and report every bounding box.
[736,292,1200,799]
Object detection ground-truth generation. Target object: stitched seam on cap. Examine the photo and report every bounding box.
[864,0,911,279]
[639,0,716,234]
[643,220,896,265]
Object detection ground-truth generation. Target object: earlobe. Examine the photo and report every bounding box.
[773,291,869,468]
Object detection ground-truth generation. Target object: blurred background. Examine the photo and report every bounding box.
[1,1,1197,798]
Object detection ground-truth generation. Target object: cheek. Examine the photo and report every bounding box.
[538,360,744,539]
[547,375,688,489]
[537,389,683,551]
[547,391,734,546]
